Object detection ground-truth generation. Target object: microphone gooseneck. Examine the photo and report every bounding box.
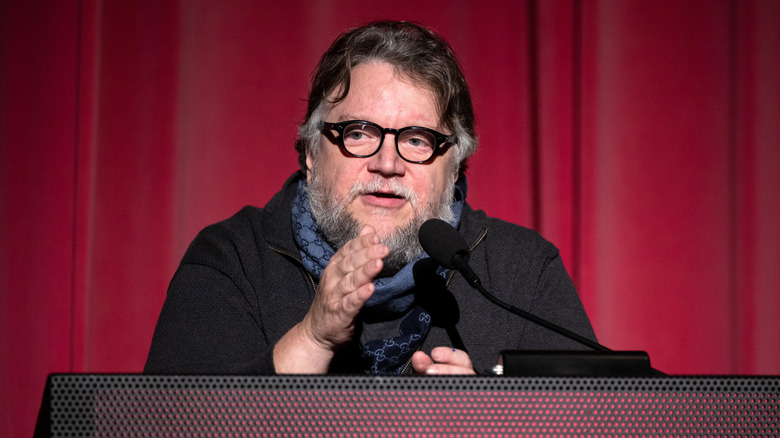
[418,218,609,352]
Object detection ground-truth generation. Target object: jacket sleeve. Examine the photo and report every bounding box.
[516,250,597,350]
[144,220,276,375]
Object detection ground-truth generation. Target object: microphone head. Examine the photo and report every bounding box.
[418,219,470,269]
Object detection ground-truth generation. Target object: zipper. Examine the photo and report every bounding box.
[445,225,488,287]
[399,344,424,375]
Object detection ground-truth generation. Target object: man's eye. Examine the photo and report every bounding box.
[406,136,432,148]
[344,129,374,143]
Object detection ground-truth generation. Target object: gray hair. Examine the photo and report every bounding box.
[295,21,477,177]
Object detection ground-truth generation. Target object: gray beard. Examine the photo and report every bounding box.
[307,171,456,270]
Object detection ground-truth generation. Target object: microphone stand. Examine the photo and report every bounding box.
[452,254,665,376]
[420,219,663,376]
[452,254,608,352]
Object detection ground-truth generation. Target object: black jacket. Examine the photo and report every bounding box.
[145,173,596,375]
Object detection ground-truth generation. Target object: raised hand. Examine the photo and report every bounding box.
[274,226,388,373]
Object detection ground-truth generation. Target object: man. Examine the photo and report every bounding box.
[145,21,595,376]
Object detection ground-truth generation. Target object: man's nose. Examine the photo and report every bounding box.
[367,135,405,176]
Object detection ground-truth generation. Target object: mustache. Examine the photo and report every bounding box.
[346,177,419,208]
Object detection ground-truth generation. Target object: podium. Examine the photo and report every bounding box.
[37,374,779,437]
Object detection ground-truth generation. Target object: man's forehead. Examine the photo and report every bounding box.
[326,63,444,121]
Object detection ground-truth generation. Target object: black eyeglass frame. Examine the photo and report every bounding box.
[321,120,457,164]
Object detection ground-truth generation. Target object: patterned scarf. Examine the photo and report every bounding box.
[291,177,466,373]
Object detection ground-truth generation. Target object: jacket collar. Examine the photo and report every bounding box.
[455,202,489,249]
[261,171,305,253]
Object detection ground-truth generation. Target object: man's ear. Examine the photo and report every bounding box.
[450,156,461,182]
[305,147,314,183]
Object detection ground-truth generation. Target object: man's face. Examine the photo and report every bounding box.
[306,61,457,253]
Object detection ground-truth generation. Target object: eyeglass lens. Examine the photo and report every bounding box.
[342,123,436,162]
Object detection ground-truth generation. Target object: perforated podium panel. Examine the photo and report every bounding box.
[38,374,779,437]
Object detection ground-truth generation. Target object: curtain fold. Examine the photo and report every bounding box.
[2,1,778,436]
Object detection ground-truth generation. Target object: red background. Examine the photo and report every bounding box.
[1,1,778,436]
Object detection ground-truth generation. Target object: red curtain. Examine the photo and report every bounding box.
[2,1,778,436]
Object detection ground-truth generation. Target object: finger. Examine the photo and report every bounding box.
[421,363,476,375]
[411,351,434,375]
[335,233,388,274]
[341,256,384,293]
[332,259,382,318]
[415,348,476,375]
[430,347,474,369]
[348,227,381,251]
[341,281,375,315]
[327,227,379,266]
[320,239,386,297]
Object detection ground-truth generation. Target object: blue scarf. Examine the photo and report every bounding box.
[292,177,467,373]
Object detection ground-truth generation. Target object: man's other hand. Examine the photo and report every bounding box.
[411,347,477,375]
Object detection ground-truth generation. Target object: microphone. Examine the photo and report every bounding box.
[418,219,480,287]
[418,218,608,352]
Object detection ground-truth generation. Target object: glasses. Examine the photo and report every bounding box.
[321,120,457,164]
